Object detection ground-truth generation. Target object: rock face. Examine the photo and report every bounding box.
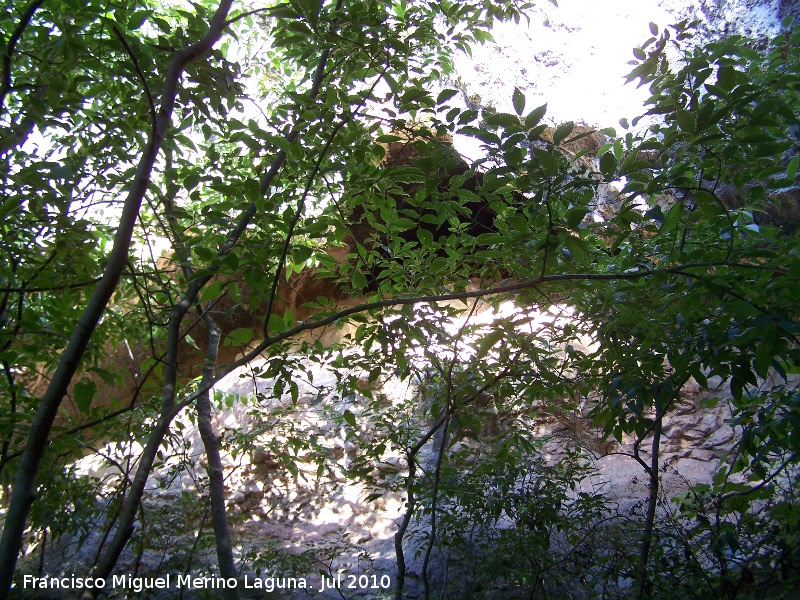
[578,378,738,514]
[717,179,800,232]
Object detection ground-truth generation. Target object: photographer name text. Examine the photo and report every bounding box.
[23,572,392,594]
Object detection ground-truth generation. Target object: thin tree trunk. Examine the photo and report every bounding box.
[394,449,417,600]
[161,174,238,593]
[160,129,237,593]
[84,249,236,593]
[394,409,453,600]
[634,404,664,600]
[421,413,450,599]
[394,357,507,600]
[195,314,239,598]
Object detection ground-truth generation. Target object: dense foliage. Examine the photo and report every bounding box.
[1,1,798,598]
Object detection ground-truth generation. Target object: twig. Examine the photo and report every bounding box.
[0,0,45,116]
[111,26,157,137]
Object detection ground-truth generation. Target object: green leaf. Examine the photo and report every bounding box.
[352,270,367,290]
[394,218,415,231]
[127,11,150,30]
[199,280,225,303]
[566,207,588,229]
[270,5,301,18]
[293,245,314,265]
[643,205,665,223]
[417,228,434,247]
[675,110,694,133]
[539,152,559,177]
[552,121,575,146]
[297,0,323,21]
[184,172,201,191]
[563,235,588,262]
[694,190,723,216]
[788,155,799,182]
[476,329,504,360]
[401,87,431,107]
[268,313,286,334]
[624,58,658,87]
[483,113,522,129]
[458,109,480,125]
[717,65,737,91]
[512,87,525,116]
[599,152,617,180]
[281,454,299,478]
[527,124,548,140]
[524,103,547,129]
[342,409,357,428]
[74,379,97,414]
[229,282,241,304]
[226,328,254,346]
[660,202,684,234]
[436,88,459,104]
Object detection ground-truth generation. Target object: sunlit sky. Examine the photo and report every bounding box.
[449,0,783,159]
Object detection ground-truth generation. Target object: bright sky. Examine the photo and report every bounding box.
[449,0,783,159]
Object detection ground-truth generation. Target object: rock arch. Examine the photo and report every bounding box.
[36,124,614,427]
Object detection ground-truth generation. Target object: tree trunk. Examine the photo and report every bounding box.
[635,404,664,600]
[195,315,239,599]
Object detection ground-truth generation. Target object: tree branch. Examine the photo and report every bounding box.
[164,259,774,417]
[111,26,157,138]
[0,0,45,116]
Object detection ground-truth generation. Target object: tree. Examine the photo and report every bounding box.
[1,1,799,599]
